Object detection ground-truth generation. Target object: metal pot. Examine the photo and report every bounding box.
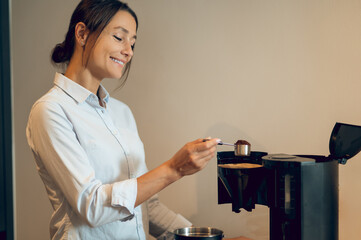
[174,227,224,240]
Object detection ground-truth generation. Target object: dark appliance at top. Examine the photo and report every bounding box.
[217,122,361,240]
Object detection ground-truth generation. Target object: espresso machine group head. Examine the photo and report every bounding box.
[217,122,361,240]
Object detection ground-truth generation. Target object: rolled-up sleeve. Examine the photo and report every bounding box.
[111,179,137,214]
[26,101,137,227]
[147,195,192,240]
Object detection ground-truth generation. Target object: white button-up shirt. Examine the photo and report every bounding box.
[26,73,191,240]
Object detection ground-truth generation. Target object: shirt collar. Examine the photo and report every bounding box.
[54,72,110,105]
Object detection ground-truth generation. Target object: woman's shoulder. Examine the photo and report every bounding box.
[29,87,70,118]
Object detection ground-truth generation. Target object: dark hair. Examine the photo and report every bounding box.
[51,0,138,86]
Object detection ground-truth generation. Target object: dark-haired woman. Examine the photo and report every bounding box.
[26,1,251,240]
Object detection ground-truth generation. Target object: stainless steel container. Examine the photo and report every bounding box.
[234,140,251,156]
[174,227,224,240]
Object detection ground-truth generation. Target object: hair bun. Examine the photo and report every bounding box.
[51,42,70,63]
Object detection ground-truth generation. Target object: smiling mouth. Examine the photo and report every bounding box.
[110,57,124,66]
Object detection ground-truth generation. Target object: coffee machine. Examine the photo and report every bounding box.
[217,122,361,240]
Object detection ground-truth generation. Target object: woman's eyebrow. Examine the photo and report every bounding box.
[113,26,137,39]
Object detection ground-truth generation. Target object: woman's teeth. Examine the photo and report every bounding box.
[110,57,124,65]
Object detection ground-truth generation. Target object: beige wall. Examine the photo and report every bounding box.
[12,0,361,239]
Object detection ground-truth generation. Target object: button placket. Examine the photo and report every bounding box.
[98,108,135,179]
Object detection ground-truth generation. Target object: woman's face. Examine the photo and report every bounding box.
[86,10,137,80]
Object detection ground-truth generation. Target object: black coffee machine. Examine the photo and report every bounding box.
[217,122,361,240]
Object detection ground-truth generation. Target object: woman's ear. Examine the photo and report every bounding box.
[74,22,89,47]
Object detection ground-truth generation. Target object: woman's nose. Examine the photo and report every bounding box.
[121,42,133,58]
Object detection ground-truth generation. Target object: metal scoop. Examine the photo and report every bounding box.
[217,141,234,146]
[203,139,251,156]
[234,140,251,156]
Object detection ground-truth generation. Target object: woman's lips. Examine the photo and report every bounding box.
[110,57,125,66]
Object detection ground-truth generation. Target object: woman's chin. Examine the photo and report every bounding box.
[107,72,123,80]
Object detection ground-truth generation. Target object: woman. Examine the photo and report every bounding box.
[26,0,250,239]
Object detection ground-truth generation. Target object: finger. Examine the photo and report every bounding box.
[202,137,222,145]
[193,138,207,144]
[196,138,220,151]
[196,152,216,169]
[192,144,217,161]
[197,147,217,160]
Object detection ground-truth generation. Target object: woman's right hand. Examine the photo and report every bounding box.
[167,138,220,178]
[135,138,219,207]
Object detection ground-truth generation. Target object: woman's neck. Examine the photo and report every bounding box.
[65,54,101,95]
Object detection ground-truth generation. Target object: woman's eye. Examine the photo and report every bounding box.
[113,35,122,41]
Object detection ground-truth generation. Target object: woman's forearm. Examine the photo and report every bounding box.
[135,161,181,207]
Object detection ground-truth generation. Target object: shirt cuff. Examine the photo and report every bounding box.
[111,178,137,216]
